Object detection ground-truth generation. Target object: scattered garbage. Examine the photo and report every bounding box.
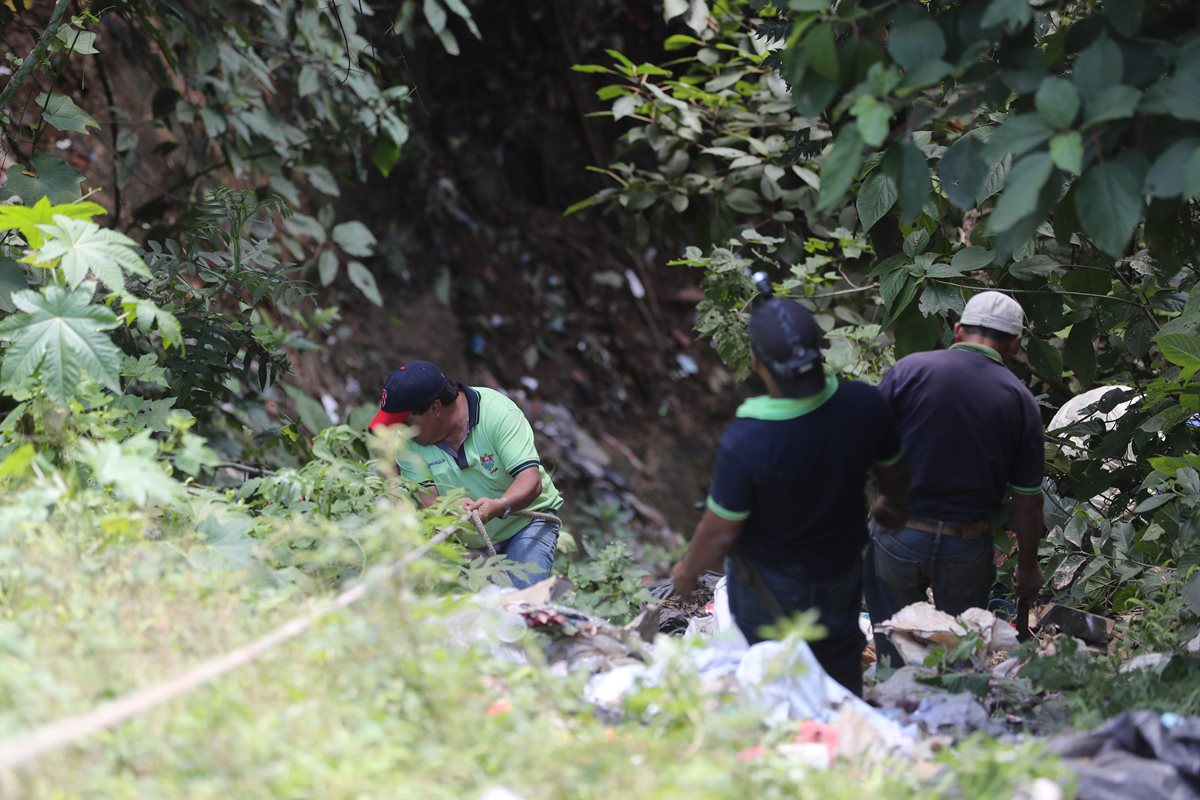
[875,602,1019,668]
[1034,603,1114,648]
[1048,710,1200,800]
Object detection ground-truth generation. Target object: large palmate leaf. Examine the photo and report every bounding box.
[75,431,181,506]
[0,197,106,249]
[35,216,151,292]
[0,284,121,404]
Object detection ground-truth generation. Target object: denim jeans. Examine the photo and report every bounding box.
[725,555,865,697]
[863,522,994,667]
[495,512,560,589]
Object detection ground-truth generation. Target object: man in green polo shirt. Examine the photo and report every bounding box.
[374,360,563,588]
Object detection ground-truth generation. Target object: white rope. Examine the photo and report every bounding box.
[0,529,453,772]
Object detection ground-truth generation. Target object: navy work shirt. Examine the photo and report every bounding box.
[707,374,903,574]
[879,342,1043,524]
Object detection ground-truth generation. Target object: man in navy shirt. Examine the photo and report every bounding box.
[865,291,1046,665]
[671,296,908,696]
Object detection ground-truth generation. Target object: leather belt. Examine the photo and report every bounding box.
[905,517,990,540]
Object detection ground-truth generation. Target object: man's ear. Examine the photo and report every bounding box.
[952,322,965,342]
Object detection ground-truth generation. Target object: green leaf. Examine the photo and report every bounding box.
[1156,332,1200,377]
[1083,85,1142,127]
[724,188,762,214]
[898,59,952,91]
[856,171,898,232]
[198,514,257,570]
[1035,78,1080,129]
[372,136,402,178]
[887,7,945,70]
[981,0,1032,31]
[663,35,702,51]
[982,114,1054,163]
[298,65,319,97]
[1105,0,1145,38]
[423,0,447,33]
[918,283,965,317]
[0,196,106,249]
[889,139,931,224]
[317,250,339,286]
[332,221,377,257]
[1073,36,1122,99]
[348,261,383,306]
[283,213,326,243]
[817,125,864,213]
[283,384,333,436]
[1076,161,1143,257]
[1185,148,1200,200]
[938,136,989,210]
[36,216,151,292]
[0,284,121,405]
[1065,318,1097,388]
[1145,139,1200,198]
[0,258,26,313]
[950,246,994,270]
[1027,335,1064,384]
[805,24,838,83]
[3,154,84,204]
[1140,74,1200,123]
[1008,255,1058,281]
[77,432,181,507]
[1049,132,1083,174]
[303,166,340,197]
[852,96,891,147]
[989,153,1053,234]
[55,26,99,55]
[35,92,99,134]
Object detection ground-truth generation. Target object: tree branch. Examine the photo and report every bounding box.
[0,0,74,115]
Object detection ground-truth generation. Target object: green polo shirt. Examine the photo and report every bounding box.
[400,385,562,548]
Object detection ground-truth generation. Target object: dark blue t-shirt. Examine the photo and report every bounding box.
[879,343,1043,523]
[707,375,903,573]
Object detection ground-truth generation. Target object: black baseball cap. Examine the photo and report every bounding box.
[749,298,824,393]
[369,360,450,428]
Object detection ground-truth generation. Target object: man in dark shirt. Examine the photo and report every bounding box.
[865,291,1046,665]
[671,296,909,697]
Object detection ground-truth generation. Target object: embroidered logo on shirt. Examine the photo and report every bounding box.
[427,458,446,468]
[480,453,499,474]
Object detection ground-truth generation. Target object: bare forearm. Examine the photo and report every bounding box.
[503,469,542,510]
[681,512,742,574]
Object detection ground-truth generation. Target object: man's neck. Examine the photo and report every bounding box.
[437,392,470,450]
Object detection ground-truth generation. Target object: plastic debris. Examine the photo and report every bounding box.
[875,602,1019,668]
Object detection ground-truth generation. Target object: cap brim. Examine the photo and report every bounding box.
[369,409,411,429]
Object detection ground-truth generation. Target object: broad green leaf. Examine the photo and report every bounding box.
[36,216,151,292]
[3,153,84,204]
[283,384,334,435]
[898,59,952,91]
[918,283,965,317]
[175,432,221,477]
[1083,85,1142,127]
[0,284,121,404]
[938,135,989,209]
[1073,36,1122,99]
[817,125,864,213]
[0,258,26,313]
[317,250,339,286]
[199,515,257,570]
[76,432,181,507]
[1156,332,1200,377]
[1185,149,1200,200]
[298,65,319,97]
[981,0,1032,31]
[348,261,383,306]
[423,0,447,33]
[1184,573,1200,616]
[950,246,994,270]
[989,153,1053,234]
[1065,318,1097,388]
[1049,132,1083,174]
[852,96,892,147]
[372,136,402,178]
[1105,0,1145,37]
[303,166,340,197]
[1027,335,1063,383]
[887,7,945,70]
[663,35,702,51]
[982,114,1053,163]
[1076,160,1143,257]
[283,212,326,243]
[1140,73,1200,123]
[725,188,762,214]
[0,443,36,479]
[1035,78,1079,129]
[442,0,480,37]
[55,26,99,55]
[856,171,897,232]
[805,24,838,83]
[0,196,105,249]
[35,92,99,134]
[889,139,931,224]
[1008,255,1058,281]
[120,296,182,349]
[1145,139,1200,198]
[331,221,377,257]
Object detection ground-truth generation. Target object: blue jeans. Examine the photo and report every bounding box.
[726,555,865,697]
[495,512,560,589]
[863,522,994,667]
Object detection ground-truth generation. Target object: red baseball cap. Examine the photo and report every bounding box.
[368,360,450,429]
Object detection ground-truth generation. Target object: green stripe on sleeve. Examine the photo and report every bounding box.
[874,449,904,467]
[707,496,751,521]
[1010,484,1043,495]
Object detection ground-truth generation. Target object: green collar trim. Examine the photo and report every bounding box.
[950,342,1003,364]
[736,373,839,420]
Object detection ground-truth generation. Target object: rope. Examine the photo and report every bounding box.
[466,508,560,558]
[0,529,453,772]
